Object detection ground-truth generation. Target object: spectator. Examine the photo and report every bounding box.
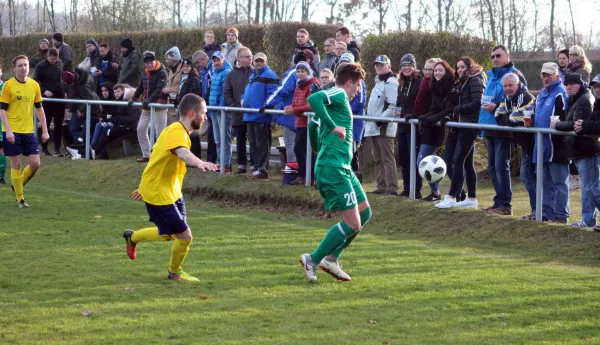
[364,55,399,195]
[553,73,600,228]
[94,43,119,95]
[30,39,50,70]
[494,73,536,218]
[208,51,233,171]
[163,46,184,123]
[85,38,101,72]
[222,26,243,67]
[90,82,116,159]
[332,41,347,72]
[292,28,320,67]
[534,62,569,224]
[566,45,592,82]
[118,38,141,86]
[479,45,526,215]
[129,51,168,163]
[557,49,569,80]
[177,57,202,102]
[286,61,320,185]
[192,50,216,163]
[317,38,337,74]
[335,26,360,62]
[418,59,454,202]
[203,30,221,58]
[63,68,102,152]
[32,48,66,157]
[319,68,334,88]
[436,57,485,209]
[395,53,423,198]
[52,32,72,71]
[224,47,254,174]
[242,52,280,179]
[92,84,140,160]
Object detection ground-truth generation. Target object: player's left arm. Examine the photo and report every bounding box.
[34,84,49,143]
[174,147,219,172]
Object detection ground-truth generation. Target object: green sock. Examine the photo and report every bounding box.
[0,154,5,179]
[310,221,355,264]
[329,207,372,259]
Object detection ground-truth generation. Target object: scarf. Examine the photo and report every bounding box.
[432,73,455,98]
[567,60,584,74]
[414,76,432,116]
[296,75,311,88]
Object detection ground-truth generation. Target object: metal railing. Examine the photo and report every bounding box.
[42,97,579,223]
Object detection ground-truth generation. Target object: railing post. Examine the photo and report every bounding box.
[305,113,312,188]
[219,109,226,174]
[535,131,544,222]
[85,103,91,160]
[409,120,417,200]
[149,105,156,147]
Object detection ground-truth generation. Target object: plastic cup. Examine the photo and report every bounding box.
[482,95,493,104]
[523,111,533,126]
[550,115,559,122]
[392,106,402,118]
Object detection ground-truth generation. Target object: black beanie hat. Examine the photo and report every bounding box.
[53,32,63,42]
[563,73,584,86]
[120,38,133,50]
[143,51,156,62]
[293,51,307,65]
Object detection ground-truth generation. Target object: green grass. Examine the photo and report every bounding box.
[1,157,600,344]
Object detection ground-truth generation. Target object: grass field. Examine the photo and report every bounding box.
[1,157,600,344]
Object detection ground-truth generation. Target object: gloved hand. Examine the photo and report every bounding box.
[404,113,416,122]
[142,99,150,108]
[418,116,427,127]
[258,106,266,114]
[440,116,451,126]
[127,99,134,107]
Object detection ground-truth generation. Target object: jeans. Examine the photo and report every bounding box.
[247,122,271,173]
[233,124,252,167]
[486,137,512,208]
[448,129,478,199]
[542,162,570,220]
[520,148,536,213]
[574,155,600,226]
[210,111,232,168]
[91,123,105,149]
[137,108,167,158]
[397,131,422,192]
[417,143,440,195]
[283,127,297,162]
[69,113,84,142]
[206,118,217,163]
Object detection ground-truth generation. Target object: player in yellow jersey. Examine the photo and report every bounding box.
[123,94,218,282]
[0,55,49,208]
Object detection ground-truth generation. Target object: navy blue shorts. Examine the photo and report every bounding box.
[145,198,189,235]
[2,133,39,157]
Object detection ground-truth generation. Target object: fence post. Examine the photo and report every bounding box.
[535,131,544,222]
[305,114,312,187]
[149,105,156,147]
[85,103,91,160]
[409,120,417,200]
[219,110,226,175]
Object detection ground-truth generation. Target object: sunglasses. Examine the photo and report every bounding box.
[491,54,502,59]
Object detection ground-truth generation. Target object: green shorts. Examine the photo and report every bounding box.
[315,165,367,211]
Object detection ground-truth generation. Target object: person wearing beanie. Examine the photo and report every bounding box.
[291,28,320,69]
[85,38,101,71]
[317,38,337,75]
[29,38,51,71]
[400,54,417,68]
[222,26,243,67]
[118,38,141,86]
[52,32,72,71]
[163,46,184,122]
[553,72,600,228]
[177,57,201,105]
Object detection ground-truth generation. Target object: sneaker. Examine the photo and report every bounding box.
[167,271,200,282]
[398,190,410,198]
[0,176,5,185]
[299,253,318,282]
[552,217,568,224]
[569,175,580,190]
[136,157,149,163]
[521,212,535,220]
[420,193,441,202]
[320,258,351,281]
[235,168,247,174]
[65,147,81,159]
[571,219,589,228]
[18,199,30,208]
[53,150,64,157]
[251,170,268,180]
[481,205,495,212]
[435,195,458,209]
[289,177,306,185]
[123,229,137,260]
[41,149,52,156]
[593,225,600,232]
[456,198,478,209]
[90,148,96,160]
[488,207,513,216]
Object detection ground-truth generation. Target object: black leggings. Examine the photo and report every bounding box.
[448,128,478,199]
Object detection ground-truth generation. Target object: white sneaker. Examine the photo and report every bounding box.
[65,147,81,160]
[299,253,318,282]
[435,195,458,209]
[456,198,478,209]
[90,148,96,160]
[320,258,351,281]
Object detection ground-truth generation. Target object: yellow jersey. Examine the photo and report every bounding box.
[0,77,42,134]
[138,122,191,206]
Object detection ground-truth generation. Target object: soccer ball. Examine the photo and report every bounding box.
[418,155,447,183]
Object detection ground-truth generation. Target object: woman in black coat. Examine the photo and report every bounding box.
[177,57,202,105]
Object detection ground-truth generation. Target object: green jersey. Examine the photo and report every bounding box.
[307,87,353,169]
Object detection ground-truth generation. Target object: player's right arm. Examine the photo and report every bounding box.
[0,82,13,143]
[307,91,345,140]
[174,147,219,172]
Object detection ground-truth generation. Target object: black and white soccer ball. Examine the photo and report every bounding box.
[418,155,447,183]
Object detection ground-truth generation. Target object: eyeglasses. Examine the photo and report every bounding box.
[491,54,502,59]
[569,53,579,57]
[423,68,433,72]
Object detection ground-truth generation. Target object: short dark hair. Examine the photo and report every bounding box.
[336,27,350,36]
[558,49,570,57]
[99,43,109,49]
[492,45,509,55]
[178,94,205,118]
[12,55,28,67]
[335,63,365,85]
[297,28,309,36]
[113,83,128,91]
[48,48,59,57]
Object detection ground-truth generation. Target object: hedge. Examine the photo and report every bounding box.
[514,59,598,91]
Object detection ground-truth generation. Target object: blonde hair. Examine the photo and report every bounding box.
[569,45,592,74]
[320,68,334,77]
[425,58,442,68]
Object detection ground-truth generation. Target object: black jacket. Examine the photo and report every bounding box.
[556,88,600,159]
[55,42,73,71]
[177,75,202,105]
[118,48,141,86]
[420,74,455,146]
[100,82,117,120]
[347,40,361,62]
[133,62,168,103]
[114,94,140,130]
[223,66,253,126]
[95,51,119,92]
[395,74,422,132]
[453,71,485,124]
[204,44,221,59]
[30,49,48,70]
[32,59,65,97]
[66,68,102,119]
[549,96,569,164]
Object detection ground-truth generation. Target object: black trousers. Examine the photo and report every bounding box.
[206,118,217,163]
[93,126,132,157]
[40,101,66,151]
[233,124,251,167]
[293,127,315,179]
[247,122,271,173]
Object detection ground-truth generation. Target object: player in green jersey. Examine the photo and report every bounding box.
[299,63,372,282]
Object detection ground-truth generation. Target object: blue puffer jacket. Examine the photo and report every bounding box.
[242,65,280,125]
[533,79,569,164]
[208,61,232,107]
[351,79,367,142]
[265,66,297,131]
[478,62,526,136]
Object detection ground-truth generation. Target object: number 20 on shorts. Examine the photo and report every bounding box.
[344,191,357,207]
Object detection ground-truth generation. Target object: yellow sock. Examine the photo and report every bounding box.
[131,227,175,242]
[22,165,35,186]
[169,238,192,273]
[11,168,24,201]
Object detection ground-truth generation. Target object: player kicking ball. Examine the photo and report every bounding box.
[123,94,218,282]
[299,63,372,282]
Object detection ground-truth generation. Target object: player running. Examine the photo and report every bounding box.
[299,63,372,282]
[123,94,218,282]
[0,55,49,207]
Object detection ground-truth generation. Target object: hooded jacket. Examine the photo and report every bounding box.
[533,79,568,164]
[365,72,399,138]
[177,74,202,106]
[347,40,361,61]
[453,69,485,124]
[133,61,168,103]
[119,48,141,86]
[203,44,221,59]
[114,86,140,129]
[494,83,536,153]
[224,65,253,126]
[208,61,233,107]
[395,73,422,133]
[33,58,65,98]
[555,87,600,159]
[66,68,102,119]
[86,39,101,71]
[292,76,320,128]
[166,60,184,95]
[55,41,73,71]
[265,66,297,130]
[242,65,280,125]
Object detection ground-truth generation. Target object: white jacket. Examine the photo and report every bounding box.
[364,75,398,138]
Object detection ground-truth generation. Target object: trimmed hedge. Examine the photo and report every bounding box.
[514,59,598,91]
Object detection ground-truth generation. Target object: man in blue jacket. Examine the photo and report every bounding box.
[243,52,280,179]
[479,45,526,215]
[208,51,233,171]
